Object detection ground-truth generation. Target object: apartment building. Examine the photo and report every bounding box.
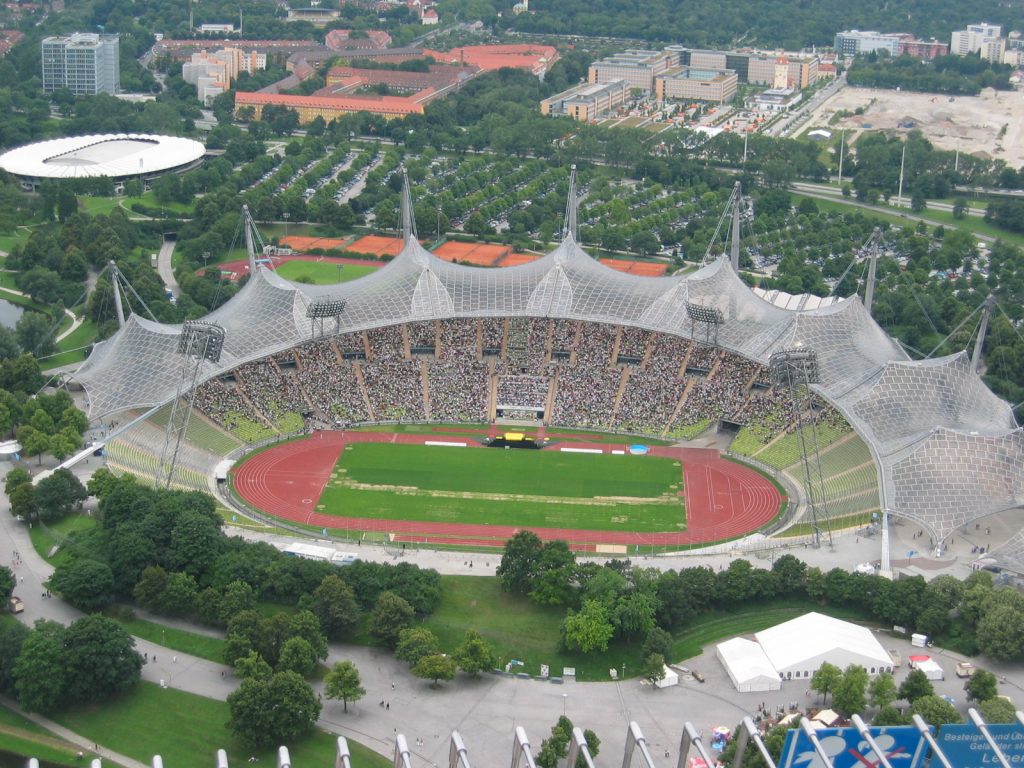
[42,32,119,94]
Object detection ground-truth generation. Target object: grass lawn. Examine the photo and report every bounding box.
[418,576,650,681]
[0,229,31,255]
[317,443,685,532]
[416,578,872,681]
[114,616,227,664]
[0,705,85,767]
[53,683,390,768]
[273,260,378,284]
[28,513,98,567]
[41,318,99,371]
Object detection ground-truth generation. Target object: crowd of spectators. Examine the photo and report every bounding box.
[295,340,369,422]
[235,360,307,422]
[408,321,437,351]
[367,325,406,362]
[615,334,689,433]
[190,317,814,440]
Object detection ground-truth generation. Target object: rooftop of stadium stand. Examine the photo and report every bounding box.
[0,134,206,180]
[71,178,1024,545]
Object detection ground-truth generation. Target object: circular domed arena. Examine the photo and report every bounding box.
[0,133,206,190]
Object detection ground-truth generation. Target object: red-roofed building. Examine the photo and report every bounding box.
[324,28,392,50]
[420,43,559,77]
[0,29,24,56]
[235,90,428,122]
[421,8,439,24]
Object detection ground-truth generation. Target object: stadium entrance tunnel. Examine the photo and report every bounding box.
[484,433,543,449]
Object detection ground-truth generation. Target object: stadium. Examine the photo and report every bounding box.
[0,133,206,190]
[71,179,1024,567]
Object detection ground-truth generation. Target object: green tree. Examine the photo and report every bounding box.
[873,705,911,727]
[811,662,842,703]
[277,636,317,677]
[4,467,31,498]
[310,573,360,639]
[868,671,898,709]
[228,671,321,748]
[910,694,962,727]
[14,622,66,713]
[369,591,415,648]
[976,600,1024,660]
[562,600,614,654]
[50,559,114,612]
[234,650,273,681]
[0,564,14,602]
[324,660,365,712]
[63,616,142,700]
[15,313,55,357]
[34,469,87,523]
[159,571,198,615]
[952,198,969,219]
[412,653,457,687]
[898,669,934,703]
[832,665,869,716]
[0,621,28,695]
[8,481,36,521]
[978,696,1017,723]
[218,580,256,624]
[965,669,999,702]
[395,627,442,666]
[497,530,543,594]
[452,630,495,677]
[133,565,169,611]
[641,653,666,684]
[641,627,673,661]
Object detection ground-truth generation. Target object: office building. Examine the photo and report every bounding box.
[588,49,676,94]
[41,32,119,95]
[655,67,737,104]
[833,30,901,57]
[951,23,1002,56]
[540,79,629,121]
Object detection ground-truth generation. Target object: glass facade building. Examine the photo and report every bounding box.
[42,33,120,95]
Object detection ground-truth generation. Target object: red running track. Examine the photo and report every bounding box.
[232,431,785,548]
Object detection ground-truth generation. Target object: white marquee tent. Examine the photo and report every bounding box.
[755,612,893,681]
[715,637,781,692]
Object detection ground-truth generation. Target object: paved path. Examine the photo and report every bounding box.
[0,696,148,768]
[156,238,179,298]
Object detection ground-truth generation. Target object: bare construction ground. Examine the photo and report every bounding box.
[798,85,1024,168]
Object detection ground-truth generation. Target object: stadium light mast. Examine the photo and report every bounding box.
[769,348,833,549]
[972,294,996,373]
[156,321,225,489]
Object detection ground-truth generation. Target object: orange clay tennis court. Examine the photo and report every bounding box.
[433,241,512,266]
[281,235,350,252]
[347,235,407,257]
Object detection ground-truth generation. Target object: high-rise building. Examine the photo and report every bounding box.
[41,32,120,95]
[833,30,901,57]
[950,23,1002,56]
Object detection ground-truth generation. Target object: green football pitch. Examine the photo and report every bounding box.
[316,443,686,532]
[273,260,378,284]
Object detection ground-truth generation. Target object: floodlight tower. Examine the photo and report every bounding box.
[685,300,724,346]
[155,321,225,488]
[562,164,579,241]
[769,348,833,548]
[307,297,346,340]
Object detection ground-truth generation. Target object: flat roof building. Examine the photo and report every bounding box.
[655,66,737,104]
[540,79,629,121]
[834,30,901,57]
[588,49,676,94]
[42,32,119,95]
[952,23,1003,56]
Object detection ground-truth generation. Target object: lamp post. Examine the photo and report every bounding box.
[562,693,567,715]
[283,211,290,241]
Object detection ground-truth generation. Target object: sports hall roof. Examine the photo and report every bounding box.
[72,214,1024,543]
[0,134,206,180]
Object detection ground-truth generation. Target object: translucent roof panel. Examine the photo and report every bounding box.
[887,428,1024,541]
[849,353,1016,456]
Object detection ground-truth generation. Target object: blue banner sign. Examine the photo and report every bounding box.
[935,722,1024,767]
[780,725,931,768]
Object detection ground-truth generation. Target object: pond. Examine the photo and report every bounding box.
[0,297,24,328]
